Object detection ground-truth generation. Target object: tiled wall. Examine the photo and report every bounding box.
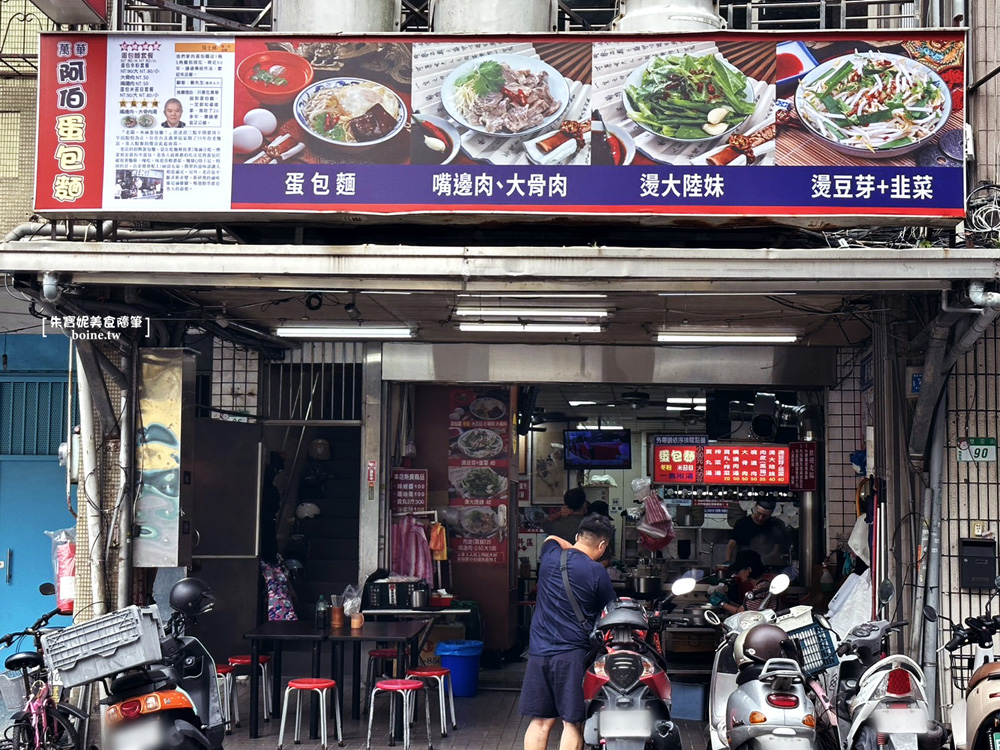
[825,347,866,554]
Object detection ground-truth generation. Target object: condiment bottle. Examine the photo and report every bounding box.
[591,109,615,166]
[315,595,329,630]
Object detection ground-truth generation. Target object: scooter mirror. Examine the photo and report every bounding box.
[704,610,722,626]
[922,605,938,623]
[878,579,895,606]
[671,577,697,597]
[769,573,791,595]
[994,575,1000,592]
[814,613,833,631]
[39,583,56,596]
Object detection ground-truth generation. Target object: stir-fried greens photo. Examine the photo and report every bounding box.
[796,51,949,153]
[624,53,757,140]
[457,467,507,499]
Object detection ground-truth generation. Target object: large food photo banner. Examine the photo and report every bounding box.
[775,37,964,169]
[411,41,592,166]
[232,39,412,166]
[592,38,776,167]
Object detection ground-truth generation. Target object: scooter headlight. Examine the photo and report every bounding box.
[593,655,608,677]
[640,656,656,677]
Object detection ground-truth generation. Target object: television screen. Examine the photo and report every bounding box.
[563,429,632,469]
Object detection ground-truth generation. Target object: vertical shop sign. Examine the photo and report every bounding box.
[446,387,510,564]
[788,441,818,491]
[390,468,429,511]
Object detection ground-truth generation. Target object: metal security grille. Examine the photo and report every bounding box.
[826,346,866,549]
[211,338,260,419]
[260,341,364,422]
[0,379,68,455]
[940,319,1000,707]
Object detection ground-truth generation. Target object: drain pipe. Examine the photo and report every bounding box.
[77,349,108,619]
[4,221,234,243]
[909,485,933,658]
[921,394,946,716]
[795,404,821,588]
[908,311,961,459]
[942,282,1000,371]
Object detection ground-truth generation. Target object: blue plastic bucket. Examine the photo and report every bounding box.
[436,640,484,697]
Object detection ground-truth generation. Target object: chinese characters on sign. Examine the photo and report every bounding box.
[788,442,818,491]
[703,446,789,485]
[390,468,428,512]
[652,446,703,484]
[50,42,93,204]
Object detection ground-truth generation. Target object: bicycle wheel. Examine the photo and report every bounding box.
[41,708,79,750]
[6,721,33,750]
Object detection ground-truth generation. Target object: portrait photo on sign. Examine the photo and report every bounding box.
[776,37,964,168]
[232,39,412,166]
[592,39,776,167]
[411,41,594,167]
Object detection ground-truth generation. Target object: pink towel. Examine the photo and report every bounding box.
[391,516,434,584]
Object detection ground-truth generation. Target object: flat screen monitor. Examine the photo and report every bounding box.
[563,429,632,469]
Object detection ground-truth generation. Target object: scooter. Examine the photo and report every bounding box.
[44,577,225,750]
[582,577,697,750]
[705,574,832,750]
[924,576,1000,750]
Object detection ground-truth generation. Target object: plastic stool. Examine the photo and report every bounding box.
[278,678,343,750]
[216,664,239,733]
[228,654,272,721]
[405,667,457,736]
[366,679,432,750]
[365,648,404,710]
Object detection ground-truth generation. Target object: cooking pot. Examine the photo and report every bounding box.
[630,576,662,595]
[411,589,428,607]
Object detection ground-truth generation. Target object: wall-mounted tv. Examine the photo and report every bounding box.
[563,429,632,469]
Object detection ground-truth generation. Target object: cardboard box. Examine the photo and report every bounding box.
[420,623,465,666]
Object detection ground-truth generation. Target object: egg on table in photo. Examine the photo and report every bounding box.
[233,124,264,154]
[244,108,278,137]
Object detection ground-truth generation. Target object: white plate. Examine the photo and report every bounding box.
[293,78,407,148]
[441,54,570,138]
[600,709,653,738]
[622,53,755,144]
[412,114,461,165]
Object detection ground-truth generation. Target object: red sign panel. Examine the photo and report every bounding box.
[391,468,428,512]
[652,445,702,484]
[703,446,789,485]
[788,441,819,491]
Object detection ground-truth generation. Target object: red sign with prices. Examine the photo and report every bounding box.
[652,445,702,484]
[391,468,428,511]
[703,446,790,485]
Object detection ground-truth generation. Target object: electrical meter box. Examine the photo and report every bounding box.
[960,538,997,589]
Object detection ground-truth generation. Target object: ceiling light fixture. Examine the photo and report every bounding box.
[576,424,624,430]
[667,397,707,405]
[275,325,414,339]
[454,307,609,318]
[568,400,598,406]
[458,322,604,334]
[457,293,608,299]
[657,329,799,344]
[657,292,798,297]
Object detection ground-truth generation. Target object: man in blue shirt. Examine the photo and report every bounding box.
[520,513,617,750]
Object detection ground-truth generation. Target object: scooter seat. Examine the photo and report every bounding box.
[969,662,1000,691]
[736,664,765,686]
[108,669,178,698]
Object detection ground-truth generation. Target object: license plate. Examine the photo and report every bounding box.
[600,710,653,738]
[874,709,927,735]
[109,720,163,750]
[992,732,1000,750]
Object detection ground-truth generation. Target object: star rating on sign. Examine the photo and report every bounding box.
[119,100,127,108]
[130,100,138,107]
[151,42,161,51]
[141,100,148,107]
[151,99,159,107]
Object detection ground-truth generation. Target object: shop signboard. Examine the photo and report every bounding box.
[35,31,966,225]
[652,445,703,484]
[390,468,428,511]
[788,441,818,491]
[446,387,510,564]
[703,445,789,485]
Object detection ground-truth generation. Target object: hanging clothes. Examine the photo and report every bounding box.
[429,522,448,561]
[391,515,434,583]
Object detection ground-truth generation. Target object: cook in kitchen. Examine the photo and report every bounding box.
[727,496,788,568]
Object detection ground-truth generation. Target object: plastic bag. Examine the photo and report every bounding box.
[342,584,362,616]
[45,528,76,614]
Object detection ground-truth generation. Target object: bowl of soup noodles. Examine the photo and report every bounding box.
[293,78,407,148]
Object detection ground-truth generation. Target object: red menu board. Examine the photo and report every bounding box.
[390,468,428,511]
[445,387,510,565]
[788,441,819,491]
[703,446,789,485]
[652,445,702,484]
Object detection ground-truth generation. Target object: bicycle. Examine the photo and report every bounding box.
[0,585,85,750]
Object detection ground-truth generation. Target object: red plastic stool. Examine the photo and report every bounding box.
[365,648,405,710]
[405,667,457,736]
[215,664,239,734]
[228,654,272,721]
[366,679,432,750]
[278,678,343,750]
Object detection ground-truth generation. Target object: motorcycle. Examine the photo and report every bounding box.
[705,574,836,750]
[43,577,225,750]
[924,576,1000,750]
[582,577,697,750]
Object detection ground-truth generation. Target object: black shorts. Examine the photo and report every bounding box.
[518,650,588,724]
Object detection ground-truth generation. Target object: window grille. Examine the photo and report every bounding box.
[0,379,68,455]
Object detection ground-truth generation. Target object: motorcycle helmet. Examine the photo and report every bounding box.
[733,623,794,668]
[296,502,321,519]
[169,577,216,616]
[284,558,304,573]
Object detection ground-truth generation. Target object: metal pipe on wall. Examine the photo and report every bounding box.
[76,350,107,619]
[921,394,946,715]
[909,485,933,658]
[115,348,136,609]
[796,405,821,588]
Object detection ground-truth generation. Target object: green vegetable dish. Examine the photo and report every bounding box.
[625,53,756,140]
[458,468,506,498]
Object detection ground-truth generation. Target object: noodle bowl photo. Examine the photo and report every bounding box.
[794,51,951,158]
[293,78,407,148]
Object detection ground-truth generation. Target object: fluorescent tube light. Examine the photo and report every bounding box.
[657,292,798,297]
[667,397,707,404]
[458,323,603,334]
[576,424,624,430]
[657,331,799,344]
[457,293,608,299]
[568,400,598,406]
[454,307,609,318]
[275,325,414,339]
